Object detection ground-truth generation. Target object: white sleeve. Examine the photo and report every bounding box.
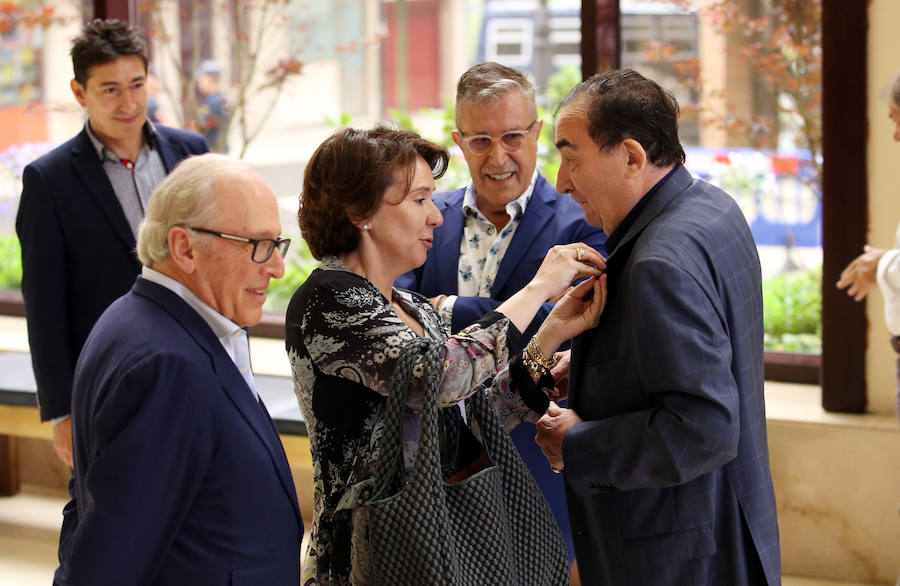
[877,227,900,335]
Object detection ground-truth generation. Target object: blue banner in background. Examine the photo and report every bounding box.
[684,147,822,248]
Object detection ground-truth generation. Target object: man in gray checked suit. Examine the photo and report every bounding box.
[536,69,781,585]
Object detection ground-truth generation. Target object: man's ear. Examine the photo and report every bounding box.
[451,130,463,148]
[70,79,87,108]
[167,226,198,274]
[622,138,647,179]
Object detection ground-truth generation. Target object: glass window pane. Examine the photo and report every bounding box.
[1,1,588,315]
[121,0,587,314]
[0,2,86,292]
[620,0,823,354]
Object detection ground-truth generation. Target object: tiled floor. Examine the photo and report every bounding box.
[0,487,66,585]
[0,487,885,586]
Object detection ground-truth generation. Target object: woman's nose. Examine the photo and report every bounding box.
[429,201,443,227]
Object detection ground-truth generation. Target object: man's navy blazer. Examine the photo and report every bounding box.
[16,125,208,421]
[564,165,781,584]
[396,172,607,562]
[55,278,303,585]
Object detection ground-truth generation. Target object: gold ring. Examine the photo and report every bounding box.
[576,247,585,261]
[551,467,561,474]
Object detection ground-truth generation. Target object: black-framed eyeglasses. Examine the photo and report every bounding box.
[456,119,539,155]
[189,226,290,263]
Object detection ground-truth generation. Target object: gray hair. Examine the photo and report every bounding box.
[137,153,256,267]
[889,70,900,108]
[455,62,537,127]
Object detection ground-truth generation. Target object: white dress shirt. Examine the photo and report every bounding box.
[437,169,539,325]
[85,121,167,238]
[877,224,900,336]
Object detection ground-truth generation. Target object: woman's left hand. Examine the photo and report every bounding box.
[533,272,607,357]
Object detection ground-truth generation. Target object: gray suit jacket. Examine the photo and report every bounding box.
[564,165,781,584]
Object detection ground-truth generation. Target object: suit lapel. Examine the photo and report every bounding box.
[570,166,693,413]
[492,175,555,295]
[428,189,466,294]
[606,165,693,268]
[134,278,303,524]
[154,127,183,172]
[209,347,303,523]
[71,130,136,249]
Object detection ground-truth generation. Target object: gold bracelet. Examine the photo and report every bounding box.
[522,355,549,380]
[521,339,558,380]
[523,338,558,370]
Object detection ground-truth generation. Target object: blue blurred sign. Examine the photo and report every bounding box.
[684,147,821,248]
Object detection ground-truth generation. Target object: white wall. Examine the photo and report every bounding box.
[866,0,900,416]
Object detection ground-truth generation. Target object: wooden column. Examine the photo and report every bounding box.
[93,0,131,22]
[0,436,19,496]
[581,0,620,78]
[820,0,868,412]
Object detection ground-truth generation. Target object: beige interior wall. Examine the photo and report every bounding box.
[769,410,900,584]
[866,0,900,415]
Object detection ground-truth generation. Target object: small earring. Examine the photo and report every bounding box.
[361,224,370,230]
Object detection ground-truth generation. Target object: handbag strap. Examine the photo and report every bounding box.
[371,337,443,499]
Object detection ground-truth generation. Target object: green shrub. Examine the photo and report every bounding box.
[0,235,22,290]
[762,267,822,353]
[263,239,318,313]
[0,228,829,356]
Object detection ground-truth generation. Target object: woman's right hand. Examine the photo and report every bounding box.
[528,243,605,302]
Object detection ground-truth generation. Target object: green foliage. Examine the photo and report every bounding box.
[263,239,318,313]
[422,98,457,148]
[545,64,582,106]
[0,235,22,290]
[762,267,822,353]
[322,111,353,127]
[388,109,419,134]
[537,65,583,187]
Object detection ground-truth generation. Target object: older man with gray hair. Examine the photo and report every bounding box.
[55,154,303,586]
[396,61,607,577]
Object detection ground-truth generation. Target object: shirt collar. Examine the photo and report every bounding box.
[605,165,679,255]
[462,168,539,221]
[141,265,243,340]
[84,119,157,161]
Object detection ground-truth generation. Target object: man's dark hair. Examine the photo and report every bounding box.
[559,68,685,167]
[71,19,148,85]
[299,125,449,260]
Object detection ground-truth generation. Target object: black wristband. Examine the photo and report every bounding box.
[510,356,554,414]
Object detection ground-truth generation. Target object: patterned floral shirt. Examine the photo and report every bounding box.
[285,257,544,585]
[436,170,538,326]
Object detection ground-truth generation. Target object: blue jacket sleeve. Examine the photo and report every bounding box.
[16,163,76,420]
[57,353,216,585]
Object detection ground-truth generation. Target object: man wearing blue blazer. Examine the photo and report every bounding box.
[536,69,781,584]
[396,62,607,576]
[55,154,302,585]
[15,19,208,467]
